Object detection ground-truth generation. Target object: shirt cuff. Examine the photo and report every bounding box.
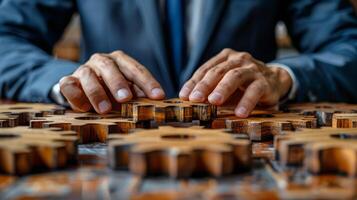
[50,83,69,106]
[267,63,299,102]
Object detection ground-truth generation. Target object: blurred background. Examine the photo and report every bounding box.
[53,1,357,64]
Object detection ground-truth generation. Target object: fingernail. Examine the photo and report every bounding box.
[98,100,111,113]
[190,91,204,101]
[208,92,223,104]
[236,106,248,117]
[151,88,165,98]
[117,89,130,100]
[179,87,190,98]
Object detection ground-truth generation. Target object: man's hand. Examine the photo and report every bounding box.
[59,51,165,114]
[179,49,292,118]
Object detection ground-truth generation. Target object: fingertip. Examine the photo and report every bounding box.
[189,90,205,102]
[150,88,165,99]
[116,88,133,102]
[235,106,249,118]
[179,86,191,100]
[208,92,224,105]
[97,100,112,114]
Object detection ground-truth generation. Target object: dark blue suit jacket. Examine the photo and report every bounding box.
[0,0,357,103]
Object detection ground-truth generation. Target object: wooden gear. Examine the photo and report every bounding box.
[274,127,357,176]
[332,113,357,128]
[118,98,217,123]
[0,103,65,126]
[211,112,317,141]
[108,126,251,178]
[0,113,18,128]
[30,112,153,143]
[285,103,357,126]
[0,126,78,175]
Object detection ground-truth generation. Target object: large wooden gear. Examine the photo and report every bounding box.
[31,112,153,143]
[274,127,357,176]
[118,98,217,123]
[211,112,317,141]
[0,103,65,126]
[0,126,78,175]
[108,126,251,178]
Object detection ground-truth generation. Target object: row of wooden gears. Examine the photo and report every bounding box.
[275,127,357,177]
[0,103,65,127]
[285,103,357,126]
[108,126,251,178]
[0,126,78,175]
[211,111,317,141]
[31,98,217,143]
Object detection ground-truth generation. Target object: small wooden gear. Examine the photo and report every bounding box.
[0,103,65,126]
[31,112,153,143]
[118,98,217,123]
[0,113,18,128]
[211,112,317,141]
[108,126,251,178]
[274,127,357,176]
[0,126,78,175]
[285,103,357,126]
[332,113,357,128]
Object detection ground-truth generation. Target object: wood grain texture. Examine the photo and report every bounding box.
[285,103,357,126]
[211,112,317,141]
[118,98,217,123]
[0,126,78,175]
[275,127,357,176]
[0,103,65,126]
[108,126,251,178]
[31,112,153,143]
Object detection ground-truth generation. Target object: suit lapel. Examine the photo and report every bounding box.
[136,0,176,96]
[180,0,226,86]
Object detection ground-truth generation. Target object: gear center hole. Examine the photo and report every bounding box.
[161,134,195,140]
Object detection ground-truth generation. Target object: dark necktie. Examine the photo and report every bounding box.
[166,0,186,75]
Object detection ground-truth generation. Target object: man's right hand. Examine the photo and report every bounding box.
[59,51,165,114]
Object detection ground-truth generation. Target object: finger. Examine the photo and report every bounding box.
[207,67,256,105]
[89,54,133,102]
[235,80,267,118]
[74,66,112,114]
[188,60,239,102]
[109,51,165,99]
[179,49,230,99]
[60,76,92,112]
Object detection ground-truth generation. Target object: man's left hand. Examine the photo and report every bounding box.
[179,48,293,118]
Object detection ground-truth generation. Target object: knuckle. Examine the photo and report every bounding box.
[246,64,259,72]
[222,48,233,55]
[97,56,115,67]
[229,68,244,79]
[76,65,93,77]
[208,66,226,76]
[86,87,101,98]
[196,80,211,90]
[239,52,252,60]
[90,53,102,61]
[60,77,76,89]
[252,83,265,94]
[111,50,125,57]
[185,79,196,87]
[217,82,231,92]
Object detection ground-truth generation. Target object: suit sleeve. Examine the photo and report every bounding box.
[0,0,78,103]
[272,0,357,102]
